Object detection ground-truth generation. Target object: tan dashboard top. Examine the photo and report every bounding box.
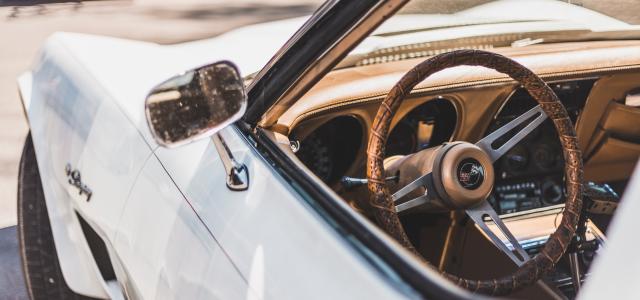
[278,40,640,130]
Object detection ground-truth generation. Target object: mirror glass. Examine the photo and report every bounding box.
[145,61,247,147]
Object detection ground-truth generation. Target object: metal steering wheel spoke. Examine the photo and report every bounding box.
[465,201,530,266]
[392,172,435,213]
[476,105,547,162]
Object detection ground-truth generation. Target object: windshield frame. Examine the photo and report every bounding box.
[244,0,404,127]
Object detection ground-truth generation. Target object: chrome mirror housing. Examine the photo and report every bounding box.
[145,61,247,147]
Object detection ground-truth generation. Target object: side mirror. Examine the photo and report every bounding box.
[145,61,247,147]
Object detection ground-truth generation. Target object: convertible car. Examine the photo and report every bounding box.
[16,0,640,299]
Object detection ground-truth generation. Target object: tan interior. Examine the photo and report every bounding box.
[271,40,640,298]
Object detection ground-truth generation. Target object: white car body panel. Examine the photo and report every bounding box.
[115,154,253,300]
[579,162,640,300]
[154,127,415,299]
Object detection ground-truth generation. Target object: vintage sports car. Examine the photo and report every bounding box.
[16,0,640,299]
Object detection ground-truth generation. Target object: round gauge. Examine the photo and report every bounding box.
[385,99,457,157]
[533,144,556,171]
[386,121,417,157]
[541,179,563,204]
[295,135,332,182]
[503,145,529,173]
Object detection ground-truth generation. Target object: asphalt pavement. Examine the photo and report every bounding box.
[0,226,28,300]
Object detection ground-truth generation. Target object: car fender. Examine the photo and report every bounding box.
[18,34,130,299]
[17,15,305,298]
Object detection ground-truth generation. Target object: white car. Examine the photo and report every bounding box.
[16,0,640,299]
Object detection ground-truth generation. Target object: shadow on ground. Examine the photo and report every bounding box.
[0,226,28,300]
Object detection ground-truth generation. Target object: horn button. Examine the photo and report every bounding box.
[433,142,494,209]
[457,158,485,190]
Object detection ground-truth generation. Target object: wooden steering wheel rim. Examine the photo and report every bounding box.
[366,49,584,296]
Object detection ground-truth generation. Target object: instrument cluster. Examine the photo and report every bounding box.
[488,79,596,214]
[295,98,457,187]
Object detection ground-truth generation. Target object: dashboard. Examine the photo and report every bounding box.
[281,40,640,215]
[293,78,597,211]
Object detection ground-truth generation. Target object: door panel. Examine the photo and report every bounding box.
[155,126,410,299]
[115,155,250,300]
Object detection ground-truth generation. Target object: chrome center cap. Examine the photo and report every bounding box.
[432,142,494,209]
[456,158,485,190]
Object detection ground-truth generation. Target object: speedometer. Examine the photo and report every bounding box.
[503,145,529,173]
[385,98,457,157]
[386,121,417,157]
[533,144,556,171]
[296,134,333,182]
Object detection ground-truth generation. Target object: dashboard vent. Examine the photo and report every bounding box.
[357,44,495,66]
[354,33,527,67]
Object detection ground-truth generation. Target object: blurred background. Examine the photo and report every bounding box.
[0,0,636,299]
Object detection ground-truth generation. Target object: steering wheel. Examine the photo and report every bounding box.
[366,50,583,296]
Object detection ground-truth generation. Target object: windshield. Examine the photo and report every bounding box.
[339,0,640,68]
[400,0,639,25]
